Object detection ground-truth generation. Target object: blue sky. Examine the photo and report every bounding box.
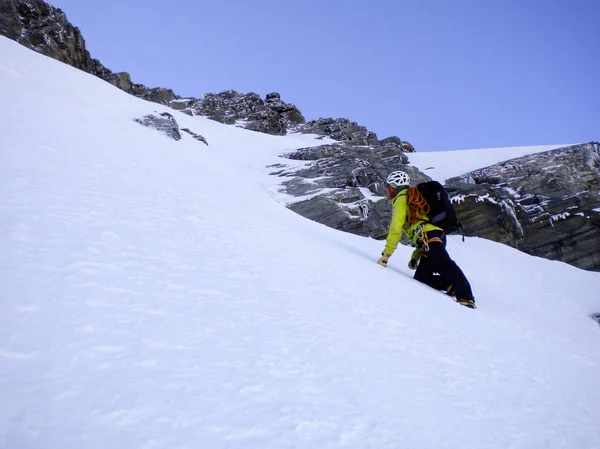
[49,0,599,152]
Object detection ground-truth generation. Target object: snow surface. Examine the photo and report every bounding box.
[1,36,599,449]
[407,144,574,183]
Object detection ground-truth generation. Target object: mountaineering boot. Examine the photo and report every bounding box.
[457,298,476,309]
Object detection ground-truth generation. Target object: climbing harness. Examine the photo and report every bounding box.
[415,224,444,253]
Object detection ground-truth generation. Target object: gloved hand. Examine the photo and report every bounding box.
[408,248,423,270]
[377,253,390,267]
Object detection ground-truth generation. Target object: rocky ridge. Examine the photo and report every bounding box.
[171,91,306,136]
[270,142,600,271]
[445,142,600,271]
[269,134,423,240]
[0,0,412,145]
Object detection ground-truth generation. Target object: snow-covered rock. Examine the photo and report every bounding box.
[134,112,183,141]
[445,142,600,271]
[272,141,423,240]
[181,127,209,145]
[134,112,208,145]
[296,118,414,152]
[189,90,305,136]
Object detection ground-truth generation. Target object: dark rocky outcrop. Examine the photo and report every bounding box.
[134,112,209,145]
[134,112,182,141]
[270,141,427,239]
[445,142,600,271]
[181,128,209,146]
[272,141,600,272]
[296,118,415,152]
[1,0,96,72]
[186,90,305,136]
[297,118,379,146]
[267,117,419,239]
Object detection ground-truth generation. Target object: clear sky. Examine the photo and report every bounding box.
[48,0,599,152]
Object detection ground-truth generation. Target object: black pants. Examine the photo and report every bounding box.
[414,230,474,301]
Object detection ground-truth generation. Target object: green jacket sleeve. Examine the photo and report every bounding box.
[383,192,407,256]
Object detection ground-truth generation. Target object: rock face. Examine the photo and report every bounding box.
[297,118,415,152]
[184,90,306,136]
[181,128,209,146]
[273,140,600,272]
[270,133,425,239]
[445,142,600,271]
[134,112,208,145]
[0,0,177,104]
[134,112,182,141]
[1,0,95,71]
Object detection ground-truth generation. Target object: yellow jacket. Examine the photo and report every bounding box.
[383,188,442,256]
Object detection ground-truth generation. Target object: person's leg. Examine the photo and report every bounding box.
[414,255,449,291]
[422,233,474,302]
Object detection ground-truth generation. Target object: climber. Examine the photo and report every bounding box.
[376,170,476,309]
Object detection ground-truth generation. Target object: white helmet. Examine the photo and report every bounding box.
[386,170,410,189]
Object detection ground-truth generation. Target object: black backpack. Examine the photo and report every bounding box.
[412,181,463,237]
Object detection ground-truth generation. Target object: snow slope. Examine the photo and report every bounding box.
[1,37,599,449]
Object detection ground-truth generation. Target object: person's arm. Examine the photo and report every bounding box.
[383,193,407,257]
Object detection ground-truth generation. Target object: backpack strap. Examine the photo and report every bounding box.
[457,221,465,242]
[390,187,407,202]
